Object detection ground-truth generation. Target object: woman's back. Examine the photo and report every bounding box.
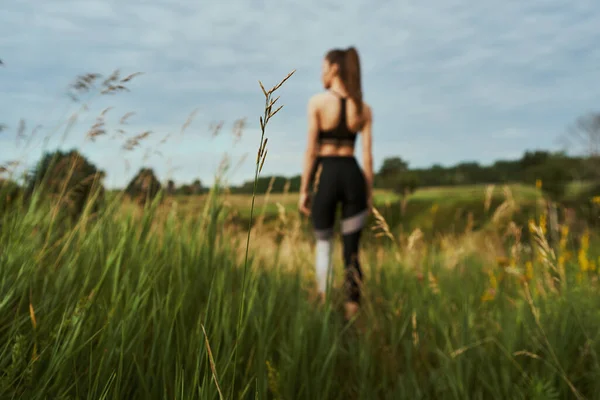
[315,90,371,157]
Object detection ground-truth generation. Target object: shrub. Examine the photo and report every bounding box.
[125,167,162,206]
[24,149,105,221]
[0,178,22,217]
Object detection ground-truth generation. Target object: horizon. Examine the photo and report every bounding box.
[0,144,581,191]
[1,0,599,189]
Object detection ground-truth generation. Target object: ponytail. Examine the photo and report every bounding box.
[344,47,363,115]
[324,46,364,115]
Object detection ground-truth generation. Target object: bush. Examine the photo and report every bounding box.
[0,179,22,217]
[125,168,162,206]
[24,149,105,221]
[381,173,420,197]
[562,182,600,229]
[525,157,573,202]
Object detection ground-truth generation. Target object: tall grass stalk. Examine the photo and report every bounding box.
[231,70,295,398]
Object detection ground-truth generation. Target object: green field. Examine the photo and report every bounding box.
[167,183,543,224]
[2,179,600,399]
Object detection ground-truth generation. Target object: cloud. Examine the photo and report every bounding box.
[1,0,599,188]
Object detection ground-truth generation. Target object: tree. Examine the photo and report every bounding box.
[179,184,193,195]
[166,179,175,195]
[191,179,203,195]
[525,155,572,202]
[564,111,600,179]
[378,157,409,179]
[0,178,21,218]
[25,149,105,221]
[569,112,600,156]
[390,173,419,196]
[520,150,551,171]
[125,168,162,206]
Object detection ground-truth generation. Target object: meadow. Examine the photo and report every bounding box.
[1,71,600,399]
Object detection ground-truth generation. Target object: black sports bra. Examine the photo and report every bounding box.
[317,91,358,146]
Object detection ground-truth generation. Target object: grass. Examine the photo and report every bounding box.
[2,70,600,399]
[408,183,541,202]
[164,184,543,242]
[3,180,600,399]
[173,184,541,217]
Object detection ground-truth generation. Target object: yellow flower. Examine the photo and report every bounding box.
[581,229,590,249]
[578,229,590,272]
[559,225,569,251]
[489,271,498,289]
[525,261,534,280]
[539,212,547,235]
[528,219,536,233]
[536,179,542,190]
[579,255,589,272]
[558,254,565,271]
[481,289,496,302]
[592,196,600,205]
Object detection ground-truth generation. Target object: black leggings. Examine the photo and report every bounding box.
[310,156,368,303]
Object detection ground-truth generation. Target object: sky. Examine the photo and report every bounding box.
[1,0,599,189]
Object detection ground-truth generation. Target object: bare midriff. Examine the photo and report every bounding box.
[318,143,356,157]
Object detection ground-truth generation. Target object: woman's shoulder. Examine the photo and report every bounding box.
[309,91,331,103]
[307,92,332,112]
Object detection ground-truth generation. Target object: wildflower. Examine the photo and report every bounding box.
[481,271,498,302]
[539,212,547,235]
[558,254,566,271]
[525,261,534,281]
[481,288,496,302]
[578,229,590,272]
[559,225,569,250]
[528,219,536,233]
[489,271,498,289]
[536,179,542,190]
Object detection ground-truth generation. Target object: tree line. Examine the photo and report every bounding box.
[230,149,598,199]
[1,111,598,225]
[231,110,600,199]
[0,149,206,223]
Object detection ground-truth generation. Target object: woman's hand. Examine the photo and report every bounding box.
[298,192,311,216]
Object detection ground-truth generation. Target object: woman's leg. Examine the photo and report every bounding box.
[341,210,369,304]
[314,236,332,295]
[310,160,337,299]
[340,159,369,316]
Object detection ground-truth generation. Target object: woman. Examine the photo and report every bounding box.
[298,47,374,320]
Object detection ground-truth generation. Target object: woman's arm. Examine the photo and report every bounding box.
[299,96,320,195]
[362,106,374,207]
